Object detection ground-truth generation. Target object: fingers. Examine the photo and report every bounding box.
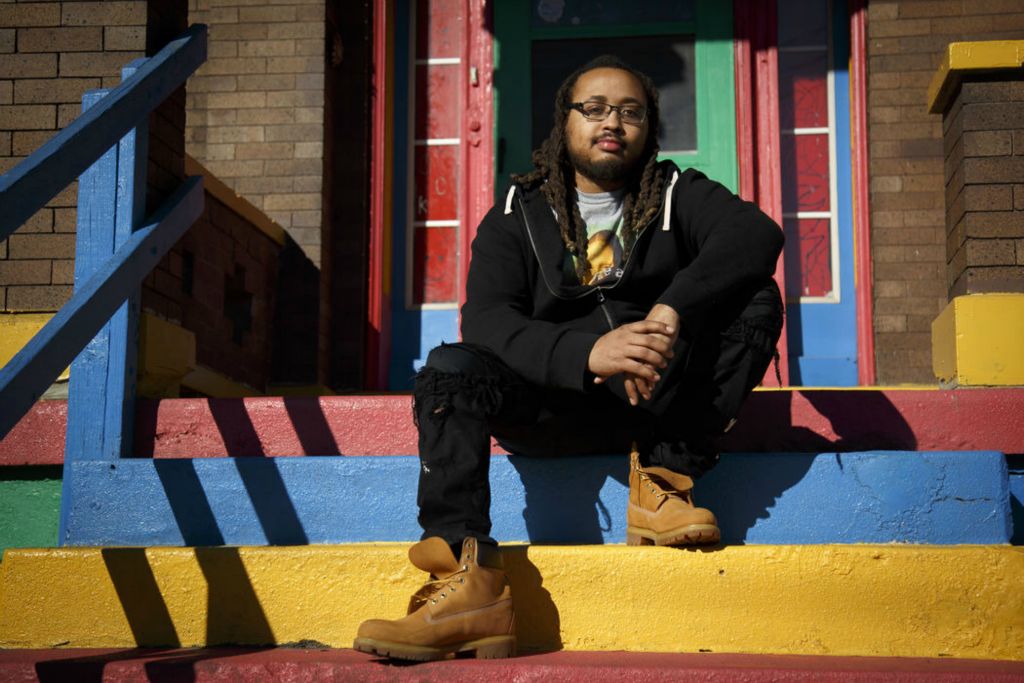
[623,320,675,337]
[632,373,652,401]
[623,377,639,406]
[624,344,670,368]
[623,331,674,358]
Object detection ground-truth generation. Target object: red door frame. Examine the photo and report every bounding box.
[850,0,876,385]
[734,0,789,387]
[459,0,495,314]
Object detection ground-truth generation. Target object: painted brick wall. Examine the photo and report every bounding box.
[866,0,1024,383]
[0,1,147,313]
[185,0,325,267]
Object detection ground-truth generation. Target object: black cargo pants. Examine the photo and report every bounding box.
[413,278,784,548]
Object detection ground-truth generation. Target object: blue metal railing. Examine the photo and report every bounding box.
[0,25,208,542]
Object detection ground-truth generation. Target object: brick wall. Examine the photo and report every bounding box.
[0,1,147,312]
[185,0,325,267]
[144,176,282,392]
[942,78,1024,296]
[866,0,1024,383]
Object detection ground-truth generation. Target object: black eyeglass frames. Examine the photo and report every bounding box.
[569,101,648,125]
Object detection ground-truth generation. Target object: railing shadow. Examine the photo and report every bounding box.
[33,647,277,683]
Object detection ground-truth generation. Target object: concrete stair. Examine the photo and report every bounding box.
[0,390,1022,671]
[2,544,1023,659]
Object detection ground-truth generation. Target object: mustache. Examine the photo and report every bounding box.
[592,134,626,146]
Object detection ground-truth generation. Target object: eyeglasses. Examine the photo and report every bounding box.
[569,101,648,125]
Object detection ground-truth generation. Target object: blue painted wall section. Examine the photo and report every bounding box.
[64,451,1011,546]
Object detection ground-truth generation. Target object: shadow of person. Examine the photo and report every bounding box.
[506,454,626,544]
[695,453,815,544]
[501,545,562,653]
[710,388,917,542]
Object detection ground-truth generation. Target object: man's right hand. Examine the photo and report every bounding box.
[588,320,675,405]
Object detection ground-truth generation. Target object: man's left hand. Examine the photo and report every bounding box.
[629,303,680,400]
[595,303,681,403]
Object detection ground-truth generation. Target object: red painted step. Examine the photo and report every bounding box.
[1,648,1023,681]
[3,388,1023,465]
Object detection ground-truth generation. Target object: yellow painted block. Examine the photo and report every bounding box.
[1,545,1022,660]
[929,40,1024,113]
[138,313,196,398]
[932,294,1024,386]
[0,313,69,381]
[182,365,262,397]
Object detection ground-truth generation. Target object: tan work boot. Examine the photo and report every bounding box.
[627,446,720,546]
[353,536,515,661]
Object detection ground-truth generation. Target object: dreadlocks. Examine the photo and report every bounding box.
[513,55,667,282]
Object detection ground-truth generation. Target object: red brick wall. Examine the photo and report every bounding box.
[866,0,1024,383]
[185,0,325,267]
[0,1,147,312]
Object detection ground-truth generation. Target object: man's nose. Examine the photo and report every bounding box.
[602,109,624,130]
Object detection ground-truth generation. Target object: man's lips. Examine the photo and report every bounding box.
[595,137,624,152]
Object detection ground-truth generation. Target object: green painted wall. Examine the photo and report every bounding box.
[0,467,62,558]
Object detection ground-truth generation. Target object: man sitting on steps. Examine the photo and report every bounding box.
[354,54,784,661]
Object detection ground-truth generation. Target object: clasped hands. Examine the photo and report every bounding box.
[586,303,680,406]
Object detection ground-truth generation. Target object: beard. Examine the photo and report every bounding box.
[567,140,637,184]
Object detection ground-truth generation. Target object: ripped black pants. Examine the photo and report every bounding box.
[413,279,783,548]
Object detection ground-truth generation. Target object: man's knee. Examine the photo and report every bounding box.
[424,342,495,377]
[416,343,509,424]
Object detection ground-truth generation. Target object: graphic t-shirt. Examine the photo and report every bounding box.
[564,187,626,286]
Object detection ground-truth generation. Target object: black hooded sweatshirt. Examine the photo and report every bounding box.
[460,161,784,394]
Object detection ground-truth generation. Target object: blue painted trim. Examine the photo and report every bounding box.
[0,177,204,441]
[63,451,1011,546]
[0,25,207,242]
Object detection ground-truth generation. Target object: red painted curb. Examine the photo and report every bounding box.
[1,648,1023,682]
[2,388,1023,465]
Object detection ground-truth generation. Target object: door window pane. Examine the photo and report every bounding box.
[530,35,696,152]
[783,217,833,298]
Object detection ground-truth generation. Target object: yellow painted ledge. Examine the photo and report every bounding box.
[929,40,1024,113]
[1,545,1022,660]
[0,313,69,382]
[933,294,1024,386]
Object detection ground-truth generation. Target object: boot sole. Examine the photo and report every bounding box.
[627,524,721,546]
[352,634,516,661]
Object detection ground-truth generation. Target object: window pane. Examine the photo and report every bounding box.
[413,227,457,303]
[777,0,828,48]
[781,133,831,213]
[784,217,833,298]
[530,35,696,152]
[778,50,828,130]
[531,0,694,28]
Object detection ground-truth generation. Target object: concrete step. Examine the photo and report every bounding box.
[3,388,1023,464]
[2,648,1024,681]
[61,451,1011,546]
[2,545,1022,659]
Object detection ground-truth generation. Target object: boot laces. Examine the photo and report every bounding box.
[635,463,691,502]
[407,564,469,613]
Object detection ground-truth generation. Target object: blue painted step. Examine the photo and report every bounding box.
[63,451,1012,546]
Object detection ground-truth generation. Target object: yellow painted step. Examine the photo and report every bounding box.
[1,545,1022,660]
